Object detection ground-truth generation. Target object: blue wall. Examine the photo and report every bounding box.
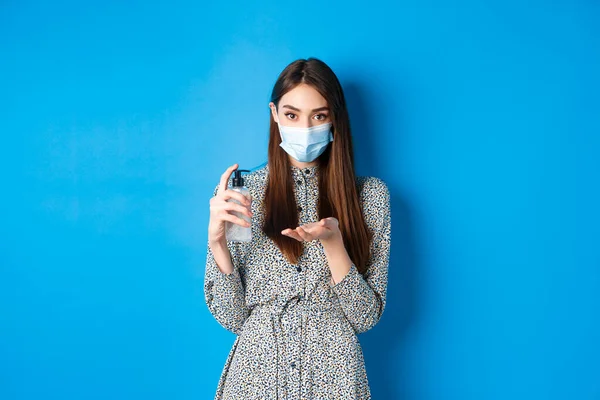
[1,1,598,399]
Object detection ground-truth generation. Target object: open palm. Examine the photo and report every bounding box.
[281,217,340,242]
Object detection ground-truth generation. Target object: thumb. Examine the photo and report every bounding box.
[321,217,338,229]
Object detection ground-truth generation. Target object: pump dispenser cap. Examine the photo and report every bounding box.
[232,169,250,187]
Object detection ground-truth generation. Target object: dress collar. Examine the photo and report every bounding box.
[289,163,320,179]
[265,162,321,179]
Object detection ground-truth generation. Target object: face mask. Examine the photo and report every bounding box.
[276,120,334,162]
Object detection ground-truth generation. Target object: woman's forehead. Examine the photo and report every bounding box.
[280,84,328,110]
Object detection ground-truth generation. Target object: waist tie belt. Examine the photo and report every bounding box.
[252,296,339,399]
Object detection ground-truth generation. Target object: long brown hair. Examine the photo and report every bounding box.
[262,57,373,276]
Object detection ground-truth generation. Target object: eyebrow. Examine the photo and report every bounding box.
[281,104,330,112]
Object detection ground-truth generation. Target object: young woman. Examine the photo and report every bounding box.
[205,57,391,399]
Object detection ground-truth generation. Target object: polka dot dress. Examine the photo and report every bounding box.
[204,163,391,399]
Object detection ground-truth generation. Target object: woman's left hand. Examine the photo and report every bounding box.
[282,217,341,243]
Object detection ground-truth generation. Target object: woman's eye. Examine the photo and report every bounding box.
[314,113,328,120]
[284,113,296,120]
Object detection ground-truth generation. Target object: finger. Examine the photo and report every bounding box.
[220,189,251,205]
[295,226,314,241]
[282,228,303,242]
[284,232,303,242]
[220,202,253,218]
[219,212,251,227]
[300,221,318,230]
[218,163,239,193]
[300,223,320,234]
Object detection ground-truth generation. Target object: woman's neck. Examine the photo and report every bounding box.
[288,157,318,169]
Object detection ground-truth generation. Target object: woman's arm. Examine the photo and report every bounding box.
[324,177,391,334]
[205,239,250,335]
[279,176,391,334]
[204,184,251,335]
[321,236,352,287]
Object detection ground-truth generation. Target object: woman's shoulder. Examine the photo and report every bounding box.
[242,164,269,187]
[355,175,390,199]
[231,164,269,201]
[355,175,391,230]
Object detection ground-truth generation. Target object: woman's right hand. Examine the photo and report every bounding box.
[208,163,253,245]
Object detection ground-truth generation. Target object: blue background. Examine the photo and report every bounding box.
[1,1,599,399]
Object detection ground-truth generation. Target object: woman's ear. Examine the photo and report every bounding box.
[269,102,279,123]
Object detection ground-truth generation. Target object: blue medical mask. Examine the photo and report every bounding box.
[276,121,334,162]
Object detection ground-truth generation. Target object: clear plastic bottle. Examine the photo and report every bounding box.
[225,169,252,242]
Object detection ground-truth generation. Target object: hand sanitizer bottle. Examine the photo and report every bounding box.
[225,169,252,242]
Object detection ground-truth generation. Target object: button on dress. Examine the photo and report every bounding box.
[204,163,391,399]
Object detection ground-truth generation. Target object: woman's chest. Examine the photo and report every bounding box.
[242,230,331,298]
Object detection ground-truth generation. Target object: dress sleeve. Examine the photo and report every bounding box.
[329,177,391,334]
[204,183,250,335]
